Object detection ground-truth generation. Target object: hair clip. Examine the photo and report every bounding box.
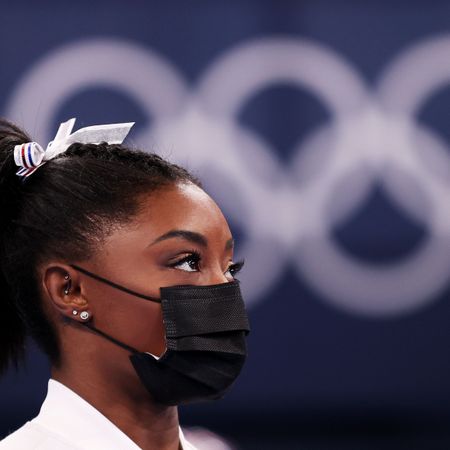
[13,118,135,179]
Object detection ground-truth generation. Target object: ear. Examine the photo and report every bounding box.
[40,262,91,323]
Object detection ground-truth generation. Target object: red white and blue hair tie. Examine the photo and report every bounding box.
[13,118,135,179]
[14,142,46,178]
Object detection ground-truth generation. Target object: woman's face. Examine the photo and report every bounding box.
[69,181,238,360]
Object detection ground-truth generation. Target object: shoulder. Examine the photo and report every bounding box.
[0,421,80,450]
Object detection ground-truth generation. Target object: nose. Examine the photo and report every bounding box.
[206,266,230,286]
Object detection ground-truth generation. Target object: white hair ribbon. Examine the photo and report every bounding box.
[13,118,135,178]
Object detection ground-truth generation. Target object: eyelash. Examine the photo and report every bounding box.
[227,260,245,279]
[169,250,201,271]
[169,251,245,279]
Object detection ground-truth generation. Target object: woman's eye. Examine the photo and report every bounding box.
[170,254,245,278]
[170,253,201,272]
[225,260,245,279]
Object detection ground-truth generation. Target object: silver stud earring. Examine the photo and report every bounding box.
[64,274,70,280]
[72,310,78,316]
[64,277,72,295]
[80,311,90,321]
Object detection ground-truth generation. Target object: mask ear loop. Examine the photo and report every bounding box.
[69,264,161,303]
[84,322,141,354]
[68,263,162,354]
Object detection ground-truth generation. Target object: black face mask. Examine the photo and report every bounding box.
[69,264,250,406]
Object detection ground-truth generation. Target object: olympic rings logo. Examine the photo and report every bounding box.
[6,35,450,317]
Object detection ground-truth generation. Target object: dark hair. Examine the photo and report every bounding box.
[0,118,200,373]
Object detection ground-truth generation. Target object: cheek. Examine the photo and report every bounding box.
[96,293,167,357]
[123,300,166,356]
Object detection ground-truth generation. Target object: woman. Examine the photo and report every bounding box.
[0,118,250,450]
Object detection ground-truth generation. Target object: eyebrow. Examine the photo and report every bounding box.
[150,230,207,247]
[149,229,234,251]
[225,237,234,251]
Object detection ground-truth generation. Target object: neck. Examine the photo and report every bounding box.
[51,360,181,450]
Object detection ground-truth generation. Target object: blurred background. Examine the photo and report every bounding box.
[2,0,450,448]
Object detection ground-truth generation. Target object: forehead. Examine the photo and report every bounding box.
[98,182,232,264]
[137,182,230,236]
